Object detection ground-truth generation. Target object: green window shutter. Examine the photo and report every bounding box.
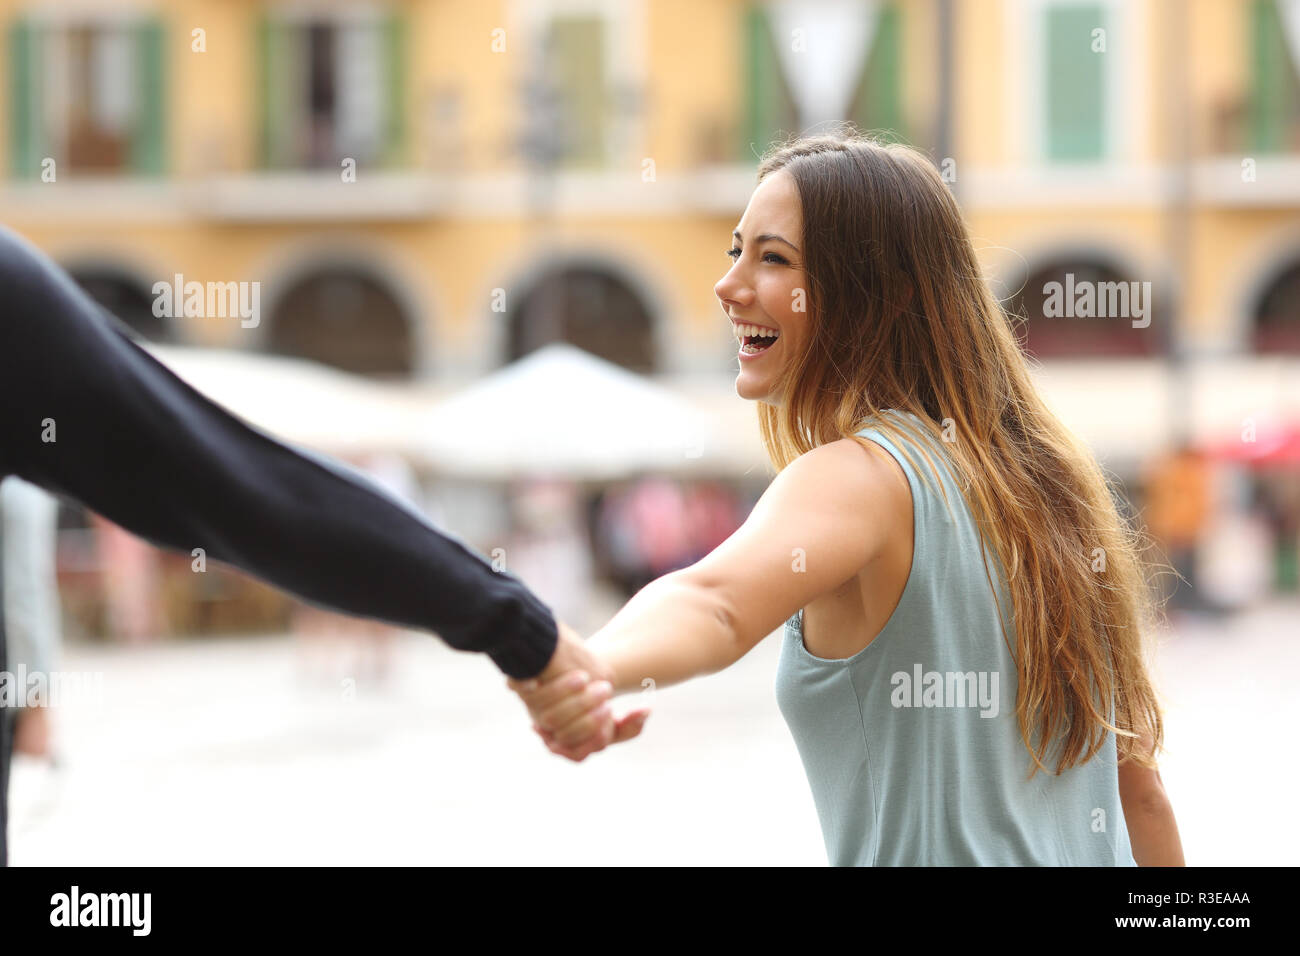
[1249,0,1300,153]
[742,3,797,160]
[257,15,295,168]
[257,15,269,166]
[851,1,904,142]
[1045,3,1106,161]
[257,15,275,167]
[131,20,165,175]
[7,19,42,179]
[547,15,606,168]
[384,12,407,167]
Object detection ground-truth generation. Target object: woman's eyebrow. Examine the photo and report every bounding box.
[732,229,800,253]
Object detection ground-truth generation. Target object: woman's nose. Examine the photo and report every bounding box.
[715,270,748,305]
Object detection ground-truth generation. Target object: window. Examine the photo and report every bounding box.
[512,0,642,171]
[1249,0,1300,153]
[258,9,405,170]
[7,16,164,177]
[1044,2,1106,161]
[543,14,608,168]
[743,1,903,156]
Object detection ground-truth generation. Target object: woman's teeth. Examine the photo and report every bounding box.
[735,323,780,340]
[736,323,780,354]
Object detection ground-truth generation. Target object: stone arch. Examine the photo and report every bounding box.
[997,245,1169,359]
[253,242,434,379]
[1248,257,1300,354]
[485,245,675,374]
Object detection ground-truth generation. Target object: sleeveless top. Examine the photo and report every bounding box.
[773,409,1137,866]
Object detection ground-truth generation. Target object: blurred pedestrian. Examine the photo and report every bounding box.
[1,477,61,762]
[1141,440,1212,614]
[90,512,164,643]
[506,478,594,632]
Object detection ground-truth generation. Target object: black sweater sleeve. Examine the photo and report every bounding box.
[0,224,557,679]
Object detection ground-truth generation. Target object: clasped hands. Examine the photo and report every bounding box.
[506,621,650,762]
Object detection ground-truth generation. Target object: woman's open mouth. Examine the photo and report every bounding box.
[735,322,780,357]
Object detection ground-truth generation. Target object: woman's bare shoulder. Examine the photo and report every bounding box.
[779,436,910,531]
[800,435,908,495]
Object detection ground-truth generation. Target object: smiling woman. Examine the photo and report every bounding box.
[715,170,810,401]
[515,127,1182,868]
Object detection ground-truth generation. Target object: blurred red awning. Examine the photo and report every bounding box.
[1199,421,1300,466]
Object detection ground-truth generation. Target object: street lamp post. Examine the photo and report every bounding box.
[515,44,564,357]
[1163,0,1193,450]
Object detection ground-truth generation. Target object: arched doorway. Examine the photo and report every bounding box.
[508,265,657,373]
[266,268,415,377]
[67,267,174,342]
[1004,256,1163,359]
[1252,260,1300,353]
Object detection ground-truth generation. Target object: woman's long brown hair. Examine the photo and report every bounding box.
[756,127,1164,776]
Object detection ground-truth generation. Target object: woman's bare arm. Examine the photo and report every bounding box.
[1118,733,1185,865]
[586,437,899,694]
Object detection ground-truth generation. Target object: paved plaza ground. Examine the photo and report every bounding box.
[8,598,1297,865]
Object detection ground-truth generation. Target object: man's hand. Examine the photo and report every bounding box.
[506,621,649,762]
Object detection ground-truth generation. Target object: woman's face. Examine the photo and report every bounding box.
[714,169,810,405]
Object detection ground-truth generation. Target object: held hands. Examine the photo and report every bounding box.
[506,621,650,762]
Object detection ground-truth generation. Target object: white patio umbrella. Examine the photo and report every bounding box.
[421,343,729,479]
[143,344,440,458]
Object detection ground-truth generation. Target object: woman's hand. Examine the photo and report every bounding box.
[508,663,650,762]
[530,671,651,761]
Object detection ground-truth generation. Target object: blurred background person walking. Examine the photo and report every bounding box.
[1141,442,1212,616]
[1,477,63,762]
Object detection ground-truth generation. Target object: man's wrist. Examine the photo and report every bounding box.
[487,604,559,680]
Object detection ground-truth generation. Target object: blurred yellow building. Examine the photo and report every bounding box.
[0,0,1296,463]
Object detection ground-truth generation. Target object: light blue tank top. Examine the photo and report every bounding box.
[773,408,1137,866]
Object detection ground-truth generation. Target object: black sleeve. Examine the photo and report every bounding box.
[0,224,557,679]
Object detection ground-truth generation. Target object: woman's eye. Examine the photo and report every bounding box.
[725,248,786,265]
